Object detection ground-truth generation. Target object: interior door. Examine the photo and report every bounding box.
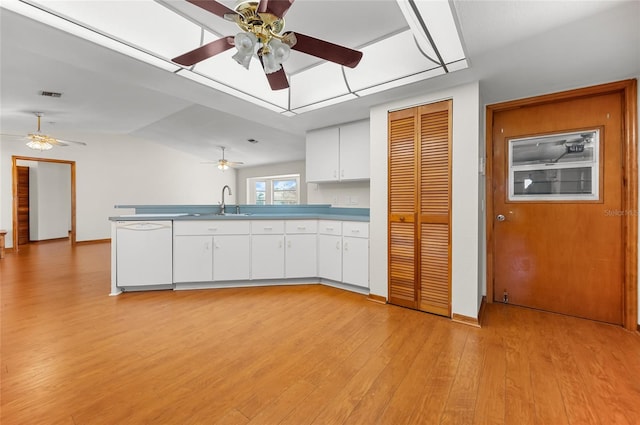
[17,166,30,245]
[492,92,623,324]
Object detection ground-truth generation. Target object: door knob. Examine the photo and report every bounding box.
[496,214,506,222]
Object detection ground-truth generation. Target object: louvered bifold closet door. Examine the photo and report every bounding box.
[418,101,452,316]
[388,108,418,309]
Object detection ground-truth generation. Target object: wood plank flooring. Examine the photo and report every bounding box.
[1,241,639,424]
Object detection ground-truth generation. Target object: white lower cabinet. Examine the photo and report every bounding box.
[318,220,369,288]
[251,234,285,279]
[173,221,250,283]
[285,220,317,278]
[173,235,213,282]
[173,219,368,290]
[318,234,342,282]
[251,221,285,280]
[213,235,250,281]
[342,236,369,287]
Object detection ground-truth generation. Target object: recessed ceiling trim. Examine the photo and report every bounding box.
[3,0,180,73]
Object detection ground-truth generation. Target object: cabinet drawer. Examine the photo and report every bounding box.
[342,221,369,238]
[285,220,318,234]
[318,220,342,236]
[173,220,250,235]
[251,220,285,234]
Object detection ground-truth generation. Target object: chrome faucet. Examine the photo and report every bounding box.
[220,185,232,214]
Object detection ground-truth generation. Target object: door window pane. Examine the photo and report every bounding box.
[508,130,599,201]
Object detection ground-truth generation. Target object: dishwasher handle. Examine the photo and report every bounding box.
[116,221,172,231]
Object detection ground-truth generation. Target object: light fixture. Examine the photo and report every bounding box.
[218,162,229,171]
[227,1,296,74]
[26,114,54,150]
[26,136,54,151]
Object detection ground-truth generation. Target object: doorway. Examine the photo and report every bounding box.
[11,156,77,251]
[486,80,637,330]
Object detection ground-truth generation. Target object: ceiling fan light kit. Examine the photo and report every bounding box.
[173,0,363,90]
[0,113,88,151]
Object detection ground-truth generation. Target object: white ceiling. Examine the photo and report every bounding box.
[1,0,639,167]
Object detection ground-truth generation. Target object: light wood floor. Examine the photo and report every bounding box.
[1,241,639,425]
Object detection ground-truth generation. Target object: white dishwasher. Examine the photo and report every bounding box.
[116,220,173,288]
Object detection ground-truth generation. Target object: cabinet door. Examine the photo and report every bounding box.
[306,126,340,182]
[339,120,370,181]
[213,235,250,281]
[342,236,369,288]
[285,234,317,278]
[318,234,342,281]
[251,234,285,279]
[173,235,213,283]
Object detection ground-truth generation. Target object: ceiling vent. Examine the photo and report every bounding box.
[247,138,259,144]
[40,90,62,98]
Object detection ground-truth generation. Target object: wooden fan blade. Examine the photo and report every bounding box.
[265,68,289,90]
[258,0,295,18]
[172,37,234,66]
[258,56,289,90]
[186,0,238,19]
[287,32,363,68]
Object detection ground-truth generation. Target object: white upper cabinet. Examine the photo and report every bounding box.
[306,120,370,183]
[306,126,340,182]
[339,120,370,181]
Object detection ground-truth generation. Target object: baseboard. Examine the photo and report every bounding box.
[76,238,111,245]
[367,294,387,304]
[478,295,487,326]
[451,313,481,328]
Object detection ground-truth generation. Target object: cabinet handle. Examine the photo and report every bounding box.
[333,170,337,178]
[336,241,341,250]
[326,227,334,231]
[297,226,306,230]
[287,240,291,248]
[278,240,283,248]
[351,229,360,233]
[207,227,218,232]
[344,241,349,251]
[263,227,273,231]
[214,243,220,249]
[341,169,344,177]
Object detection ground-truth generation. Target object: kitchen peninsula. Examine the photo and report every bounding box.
[109,204,370,297]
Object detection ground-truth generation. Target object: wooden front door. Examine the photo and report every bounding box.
[17,166,30,245]
[492,91,624,324]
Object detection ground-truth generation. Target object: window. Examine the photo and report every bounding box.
[247,174,300,205]
[508,129,600,201]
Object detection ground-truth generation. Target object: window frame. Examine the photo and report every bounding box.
[507,129,600,202]
[246,174,301,205]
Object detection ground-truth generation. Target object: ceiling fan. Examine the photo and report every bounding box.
[172,0,364,90]
[204,146,244,170]
[1,113,87,151]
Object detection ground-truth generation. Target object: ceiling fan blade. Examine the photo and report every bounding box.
[186,0,238,19]
[258,56,289,90]
[172,37,234,66]
[55,138,87,146]
[287,32,363,68]
[265,68,289,90]
[227,161,244,166]
[258,0,295,18]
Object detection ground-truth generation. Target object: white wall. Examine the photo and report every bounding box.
[307,181,370,207]
[1,134,236,248]
[235,160,307,204]
[26,161,72,241]
[370,82,481,320]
